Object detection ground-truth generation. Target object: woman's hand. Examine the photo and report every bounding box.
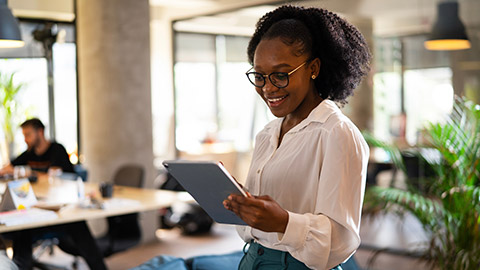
[223,194,288,233]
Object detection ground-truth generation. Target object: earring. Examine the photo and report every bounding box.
[311,75,317,80]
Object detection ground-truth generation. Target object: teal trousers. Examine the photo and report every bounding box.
[238,241,343,270]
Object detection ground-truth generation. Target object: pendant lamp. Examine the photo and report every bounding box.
[0,0,24,48]
[424,1,471,51]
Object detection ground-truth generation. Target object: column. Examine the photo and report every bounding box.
[76,0,156,241]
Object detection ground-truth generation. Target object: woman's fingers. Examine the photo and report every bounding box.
[223,195,257,219]
[223,194,288,232]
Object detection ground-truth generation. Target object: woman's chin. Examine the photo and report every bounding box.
[269,108,287,118]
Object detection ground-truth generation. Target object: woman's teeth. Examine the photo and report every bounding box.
[267,95,288,107]
[268,96,287,102]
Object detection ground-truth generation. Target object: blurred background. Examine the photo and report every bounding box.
[0,0,479,269]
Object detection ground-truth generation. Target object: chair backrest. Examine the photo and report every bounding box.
[59,172,79,181]
[74,164,88,182]
[112,164,145,188]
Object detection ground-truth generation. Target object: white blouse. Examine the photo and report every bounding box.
[237,100,369,270]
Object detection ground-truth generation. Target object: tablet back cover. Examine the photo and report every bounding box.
[163,161,246,225]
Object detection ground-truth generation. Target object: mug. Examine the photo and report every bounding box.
[100,182,114,198]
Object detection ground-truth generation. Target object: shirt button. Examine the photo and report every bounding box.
[257,169,261,174]
[257,247,264,256]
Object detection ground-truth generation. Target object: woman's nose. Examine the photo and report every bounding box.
[262,79,276,93]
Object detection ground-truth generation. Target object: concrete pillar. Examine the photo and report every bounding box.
[76,0,156,242]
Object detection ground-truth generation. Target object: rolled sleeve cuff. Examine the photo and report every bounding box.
[274,211,309,249]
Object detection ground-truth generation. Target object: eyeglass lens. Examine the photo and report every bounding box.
[247,72,289,88]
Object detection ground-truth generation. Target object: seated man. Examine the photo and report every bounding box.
[0,118,74,176]
[0,119,103,269]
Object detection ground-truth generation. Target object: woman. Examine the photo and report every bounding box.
[223,5,371,270]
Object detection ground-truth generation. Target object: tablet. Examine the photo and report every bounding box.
[162,160,247,225]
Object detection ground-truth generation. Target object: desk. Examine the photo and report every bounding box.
[0,177,178,233]
[0,176,180,269]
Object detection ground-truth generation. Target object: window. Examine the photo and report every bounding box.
[0,58,49,163]
[0,21,77,165]
[404,68,453,144]
[373,35,453,146]
[52,42,78,160]
[173,32,272,155]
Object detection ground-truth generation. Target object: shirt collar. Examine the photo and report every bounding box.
[305,99,340,124]
[264,99,340,136]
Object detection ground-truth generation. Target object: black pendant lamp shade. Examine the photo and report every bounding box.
[424,1,470,51]
[0,0,24,48]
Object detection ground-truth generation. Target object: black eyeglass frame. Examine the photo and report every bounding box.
[245,60,309,88]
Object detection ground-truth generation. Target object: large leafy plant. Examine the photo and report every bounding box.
[364,97,480,269]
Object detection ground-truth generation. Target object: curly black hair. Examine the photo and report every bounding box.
[247,5,371,104]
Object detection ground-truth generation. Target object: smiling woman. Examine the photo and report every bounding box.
[222,5,371,270]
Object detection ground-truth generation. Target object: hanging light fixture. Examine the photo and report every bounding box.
[424,1,471,51]
[0,0,24,48]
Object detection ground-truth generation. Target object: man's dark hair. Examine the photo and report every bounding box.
[247,5,371,104]
[20,118,45,131]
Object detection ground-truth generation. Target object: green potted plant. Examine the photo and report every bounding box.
[363,97,480,269]
[0,71,25,161]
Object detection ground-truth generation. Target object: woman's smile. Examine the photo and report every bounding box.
[266,94,289,107]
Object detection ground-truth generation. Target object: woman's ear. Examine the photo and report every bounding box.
[309,58,321,78]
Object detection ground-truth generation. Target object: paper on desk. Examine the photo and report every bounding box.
[0,208,58,226]
[34,202,67,211]
[101,198,141,210]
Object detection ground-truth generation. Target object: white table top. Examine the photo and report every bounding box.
[0,176,180,233]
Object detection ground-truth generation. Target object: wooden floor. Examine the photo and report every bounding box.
[35,211,430,270]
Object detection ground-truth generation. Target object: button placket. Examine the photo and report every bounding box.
[256,144,277,193]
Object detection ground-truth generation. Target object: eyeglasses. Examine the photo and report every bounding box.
[246,60,309,88]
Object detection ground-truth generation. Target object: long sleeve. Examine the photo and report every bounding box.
[11,151,28,166]
[274,122,369,269]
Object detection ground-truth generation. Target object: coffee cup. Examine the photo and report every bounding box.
[100,182,114,198]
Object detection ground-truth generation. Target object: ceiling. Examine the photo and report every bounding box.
[8,0,480,38]
[170,0,480,37]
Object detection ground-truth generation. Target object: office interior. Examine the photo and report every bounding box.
[0,0,479,269]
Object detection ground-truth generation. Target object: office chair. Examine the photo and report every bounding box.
[74,164,88,182]
[111,164,144,188]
